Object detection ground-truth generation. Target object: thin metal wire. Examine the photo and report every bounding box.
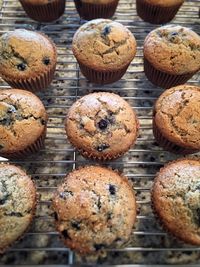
[0,0,200,266]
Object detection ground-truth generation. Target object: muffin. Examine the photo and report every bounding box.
[152,158,200,245]
[65,92,139,160]
[19,0,66,22]
[72,19,137,84]
[74,0,119,20]
[52,165,137,254]
[144,25,200,88]
[0,29,57,92]
[136,0,184,24]
[0,163,36,253]
[0,89,48,159]
[153,84,200,154]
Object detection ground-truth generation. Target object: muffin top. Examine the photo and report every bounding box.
[0,164,36,252]
[72,19,137,71]
[53,165,136,254]
[0,29,57,80]
[141,0,184,7]
[144,25,200,75]
[154,85,200,150]
[65,92,139,160]
[0,89,47,154]
[152,158,200,245]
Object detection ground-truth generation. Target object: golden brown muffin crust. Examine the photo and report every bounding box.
[65,92,139,160]
[0,89,47,154]
[0,29,57,80]
[152,158,200,245]
[0,164,36,253]
[72,19,137,71]
[153,85,200,150]
[144,25,200,75]
[53,166,136,254]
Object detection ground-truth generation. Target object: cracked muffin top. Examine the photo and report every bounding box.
[0,89,47,154]
[65,92,139,160]
[152,158,200,245]
[0,29,57,80]
[72,19,137,71]
[144,25,200,75]
[153,85,200,150]
[53,165,137,254]
[140,0,184,7]
[0,163,36,253]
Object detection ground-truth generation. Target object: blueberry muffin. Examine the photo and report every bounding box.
[19,0,66,22]
[74,0,119,20]
[144,25,200,88]
[136,0,184,24]
[52,165,137,254]
[65,92,139,160]
[0,29,57,92]
[0,163,36,253]
[0,89,48,159]
[72,19,137,84]
[152,158,200,245]
[153,84,200,154]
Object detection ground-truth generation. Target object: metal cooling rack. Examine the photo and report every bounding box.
[0,0,200,266]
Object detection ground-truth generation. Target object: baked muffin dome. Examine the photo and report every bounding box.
[152,158,200,245]
[72,19,137,84]
[153,84,200,154]
[65,92,139,160]
[53,165,137,254]
[0,164,36,253]
[0,29,57,92]
[0,89,48,158]
[144,25,200,88]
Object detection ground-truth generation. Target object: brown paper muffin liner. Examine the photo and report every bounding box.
[144,58,195,89]
[153,120,199,155]
[78,61,129,84]
[74,0,119,20]
[136,0,183,24]
[1,128,47,160]
[19,0,66,22]
[2,64,56,93]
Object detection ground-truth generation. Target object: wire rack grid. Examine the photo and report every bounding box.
[0,0,200,266]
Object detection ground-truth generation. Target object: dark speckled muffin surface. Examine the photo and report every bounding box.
[152,159,200,245]
[72,19,136,71]
[144,25,200,88]
[65,92,139,160]
[0,164,36,253]
[153,85,200,154]
[52,166,137,254]
[0,89,48,158]
[72,19,137,84]
[0,29,57,91]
